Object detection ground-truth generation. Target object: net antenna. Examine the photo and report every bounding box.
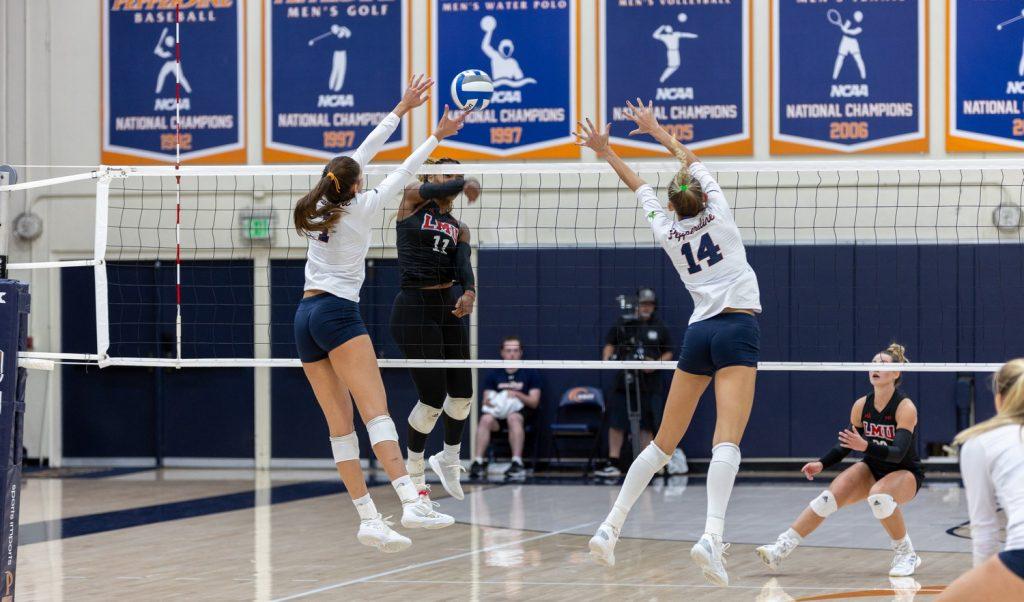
[173,0,183,366]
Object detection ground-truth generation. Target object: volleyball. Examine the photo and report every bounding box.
[450,69,494,112]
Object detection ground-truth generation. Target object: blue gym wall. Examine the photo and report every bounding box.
[61,245,1024,462]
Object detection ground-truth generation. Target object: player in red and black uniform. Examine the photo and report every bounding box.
[390,158,481,503]
[756,343,925,577]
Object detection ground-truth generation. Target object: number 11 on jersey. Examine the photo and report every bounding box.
[681,233,724,274]
[432,235,451,254]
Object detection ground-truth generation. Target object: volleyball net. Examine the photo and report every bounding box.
[3,159,1023,374]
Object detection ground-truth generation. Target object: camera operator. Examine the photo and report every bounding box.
[594,288,674,478]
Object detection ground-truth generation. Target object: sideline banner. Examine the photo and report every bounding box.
[948,0,1024,151]
[102,0,245,164]
[771,0,927,154]
[600,1,751,157]
[430,0,579,159]
[264,0,410,163]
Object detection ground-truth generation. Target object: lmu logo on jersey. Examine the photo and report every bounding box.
[864,422,895,440]
[422,214,459,241]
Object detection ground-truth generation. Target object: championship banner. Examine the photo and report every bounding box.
[430,1,579,159]
[264,0,410,163]
[771,0,927,154]
[102,0,245,164]
[600,1,751,157]
[948,0,1024,151]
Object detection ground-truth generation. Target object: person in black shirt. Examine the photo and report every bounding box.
[595,288,674,478]
[470,337,543,480]
[389,158,480,503]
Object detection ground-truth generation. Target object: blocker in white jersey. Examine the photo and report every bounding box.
[575,101,760,588]
[638,162,761,325]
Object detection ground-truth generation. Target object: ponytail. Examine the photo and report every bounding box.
[293,156,361,236]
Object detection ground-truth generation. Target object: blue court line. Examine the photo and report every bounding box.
[19,480,349,545]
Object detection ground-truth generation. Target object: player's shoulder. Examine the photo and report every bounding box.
[852,395,868,411]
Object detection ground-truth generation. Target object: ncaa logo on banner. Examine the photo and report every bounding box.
[431,1,579,159]
[948,0,1024,151]
[264,0,410,162]
[771,0,927,154]
[101,0,245,164]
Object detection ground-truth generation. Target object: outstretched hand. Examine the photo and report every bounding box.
[624,98,662,138]
[395,74,434,116]
[433,105,468,140]
[572,118,611,157]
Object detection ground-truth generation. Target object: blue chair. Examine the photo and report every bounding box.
[549,386,605,475]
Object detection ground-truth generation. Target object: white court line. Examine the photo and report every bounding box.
[271,520,597,601]
[370,578,940,593]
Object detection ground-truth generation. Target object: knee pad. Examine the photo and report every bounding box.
[329,432,359,463]
[407,401,442,435]
[366,415,399,446]
[443,396,472,421]
[868,493,897,519]
[809,490,838,518]
[710,442,741,471]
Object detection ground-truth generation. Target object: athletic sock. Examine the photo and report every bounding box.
[443,442,461,462]
[705,442,741,537]
[391,475,418,505]
[406,450,426,490]
[605,443,671,531]
[352,493,377,521]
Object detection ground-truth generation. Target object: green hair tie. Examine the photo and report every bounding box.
[679,184,689,192]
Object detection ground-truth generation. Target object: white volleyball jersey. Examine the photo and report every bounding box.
[638,162,761,324]
[960,424,1024,566]
[304,113,439,302]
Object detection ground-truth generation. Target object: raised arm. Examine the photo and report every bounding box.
[573,118,646,191]
[623,98,698,166]
[349,74,433,168]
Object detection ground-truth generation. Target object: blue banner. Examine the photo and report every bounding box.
[949,0,1024,151]
[602,1,750,156]
[264,0,408,162]
[772,0,926,154]
[102,1,244,163]
[432,1,577,159]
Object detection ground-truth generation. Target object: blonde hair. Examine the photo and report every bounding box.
[954,359,1024,445]
[879,342,909,384]
[666,159,707,219]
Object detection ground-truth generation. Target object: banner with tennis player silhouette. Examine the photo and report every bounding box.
[431,1,578,159]
[600,1,751,157]
[101,1,244,164]
[263,0,410,162]
[772,0,927,154]
[948,0,1024,151]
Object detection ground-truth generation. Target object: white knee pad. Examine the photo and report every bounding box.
[809,490,838,518]
[407,401,442,435]
[443,396,472,421]
[868,493,898,519]
[329,432,359,463]
[366,415,399,446]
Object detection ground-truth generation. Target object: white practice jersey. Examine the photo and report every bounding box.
[960,424,1024,566]
[304,113,439,302]
[638,162,761,324]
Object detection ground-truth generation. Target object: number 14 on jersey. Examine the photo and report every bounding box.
[681,233,724,274]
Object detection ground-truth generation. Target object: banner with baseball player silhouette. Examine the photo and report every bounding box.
[430,1,579,159]
[772,0,927,154]
[264,0,410,162]
[102,1,245,164]
[948,0,1024,151]
[600,1,751,157]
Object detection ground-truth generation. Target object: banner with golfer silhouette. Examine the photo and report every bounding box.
[264,0,410,162]
[431,1,578,159]
[948,0,1024,151]
[772,0,927,154]
[600,1,751,157]
[102,1,244,164]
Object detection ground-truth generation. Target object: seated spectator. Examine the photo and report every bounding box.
[470,336,542,479]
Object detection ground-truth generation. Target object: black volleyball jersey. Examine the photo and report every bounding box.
[860,389,923,474]
[397,201,461,289]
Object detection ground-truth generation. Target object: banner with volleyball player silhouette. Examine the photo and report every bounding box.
[600,1,751,157]
[101,0,244,164]
[431,1,579,159]
[771,0,927,154]
[948,0,1024,151]
[263,0,410,162]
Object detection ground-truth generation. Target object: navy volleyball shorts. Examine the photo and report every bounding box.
[293,293,368,363]
[1000,549,1024,581]
[677,312,760,376]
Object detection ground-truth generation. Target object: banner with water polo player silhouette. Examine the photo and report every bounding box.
[264,0,410,162]
[600,1,751,157]
[772,0,927,154]
[430,1,579,159]
[102,1,245,164]
[948,0,1024,151]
